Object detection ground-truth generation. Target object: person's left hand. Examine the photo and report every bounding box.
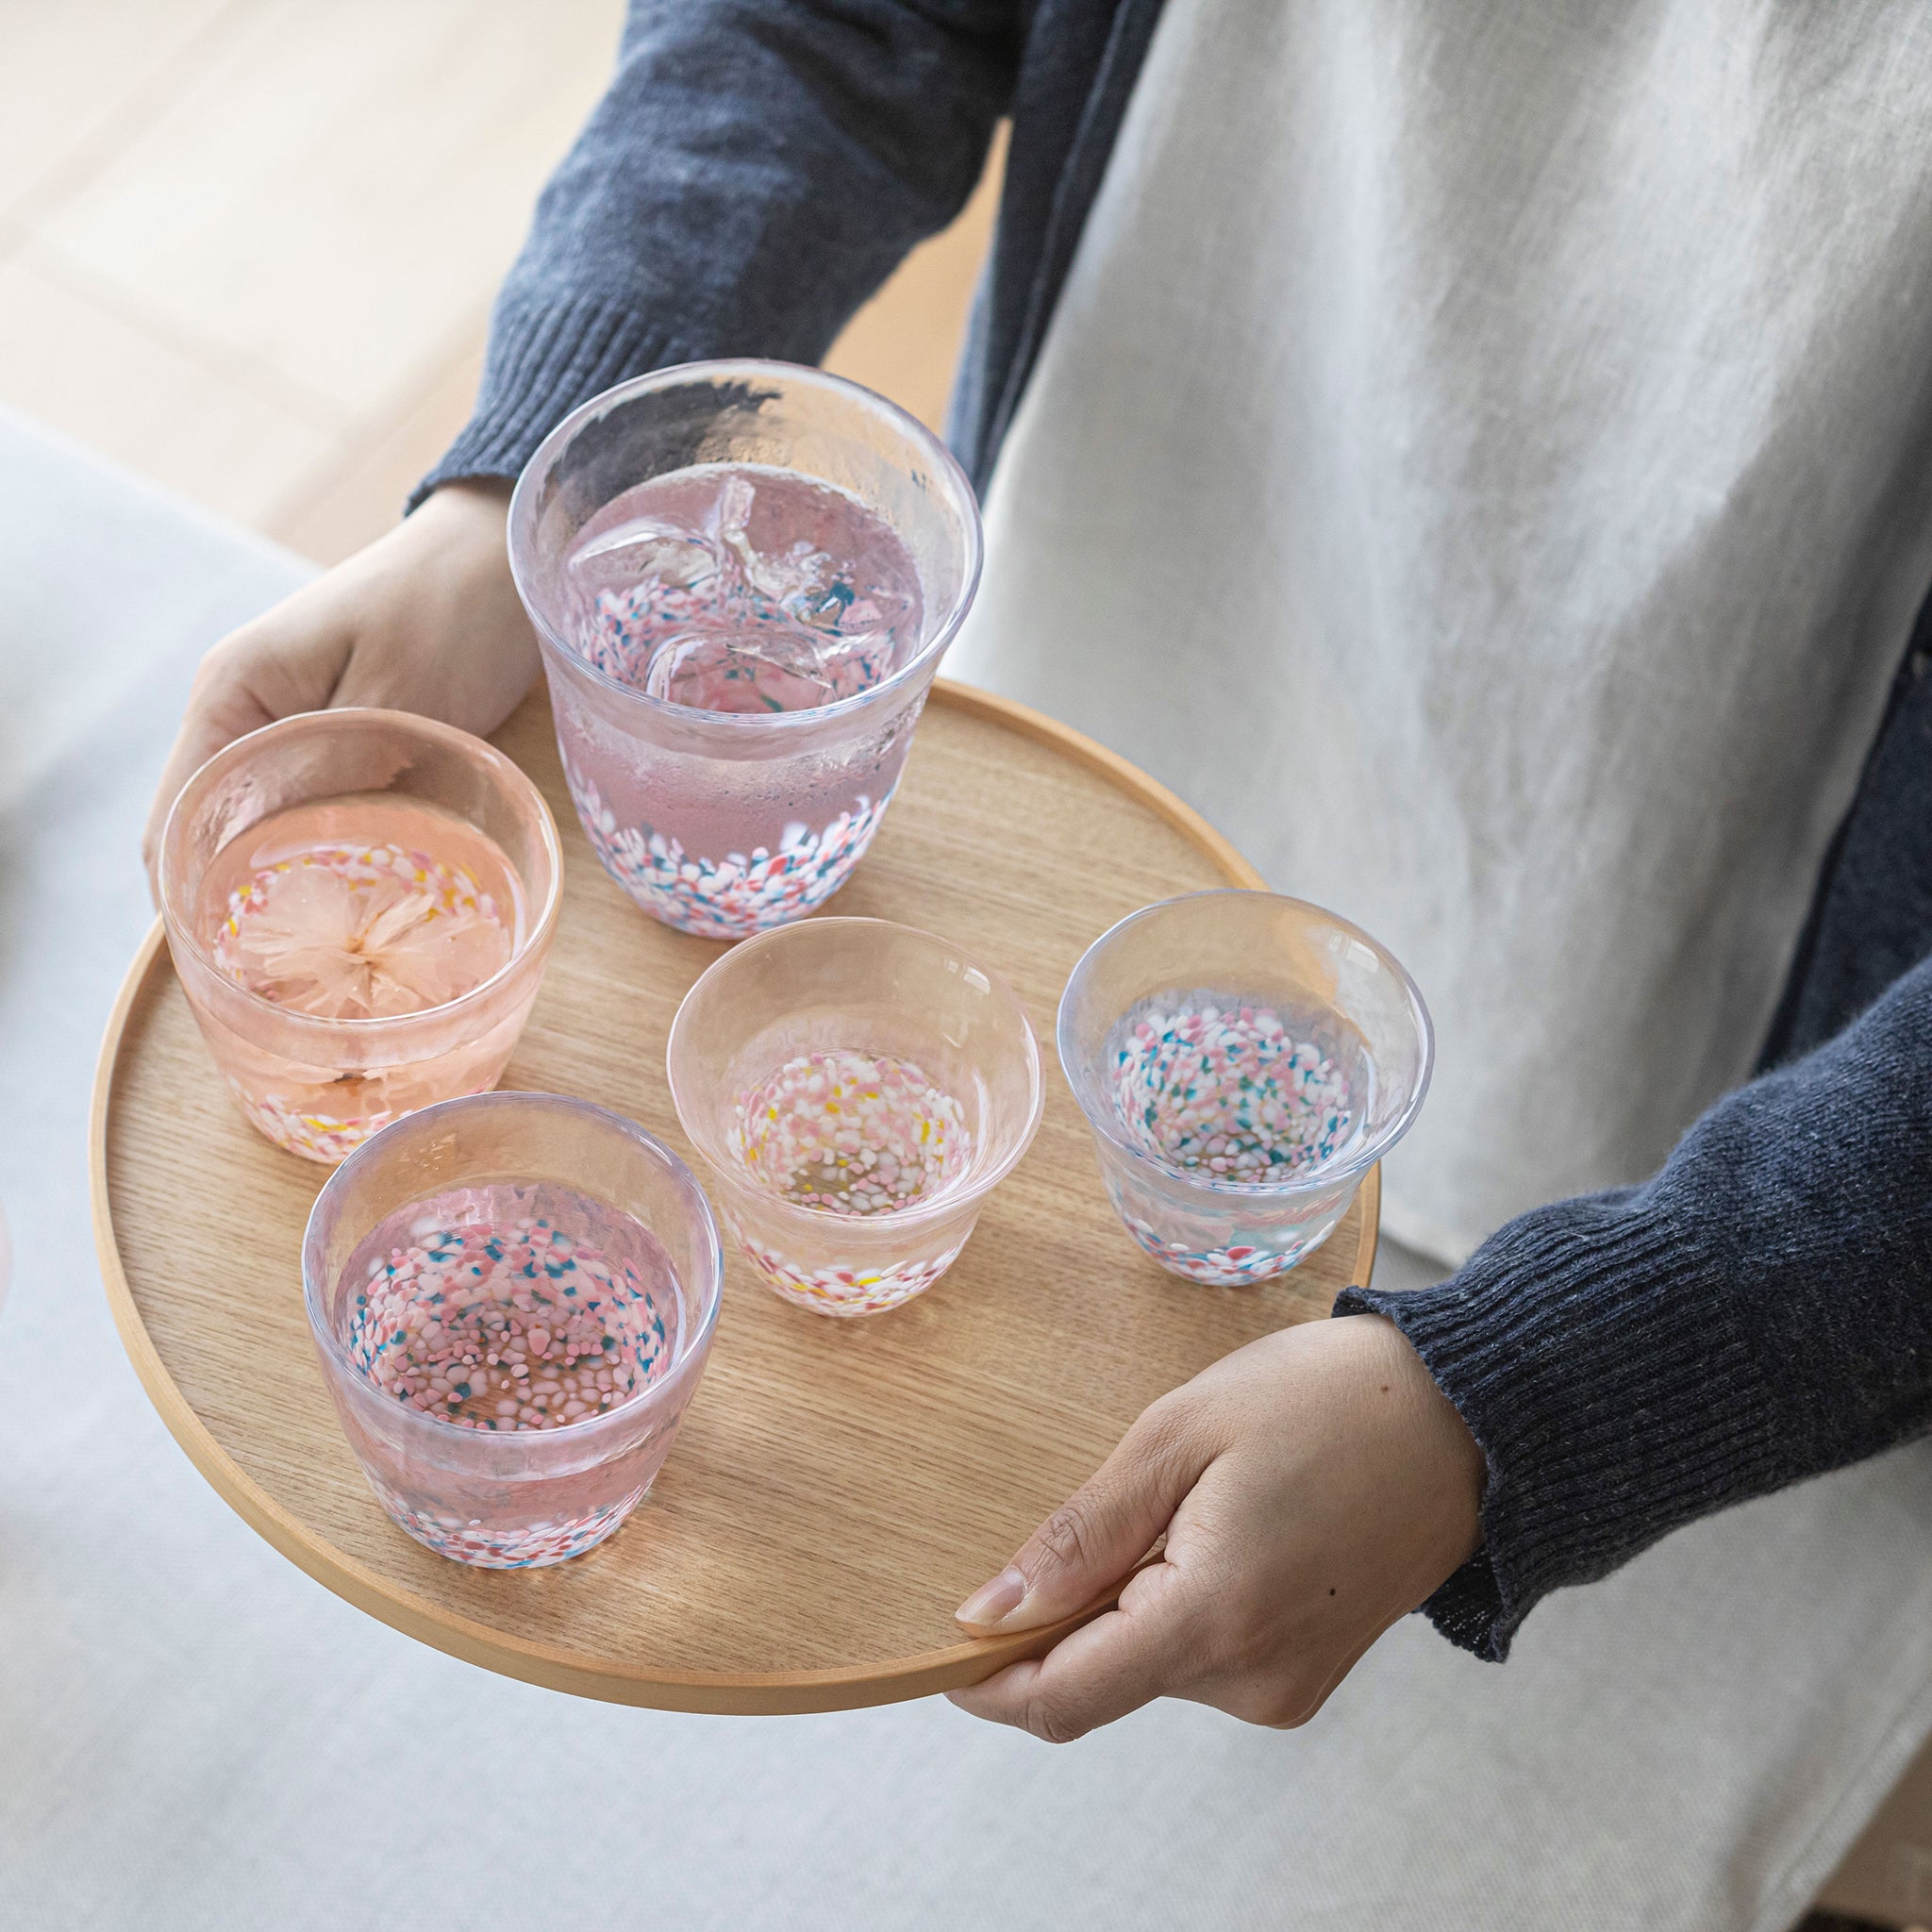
[948,1312,1485,1740]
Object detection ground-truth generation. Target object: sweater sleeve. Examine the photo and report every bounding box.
[1337,949,1932,1662]
[412,0,1017,506]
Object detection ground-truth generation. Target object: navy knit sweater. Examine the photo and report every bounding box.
[420,0,1932,1663]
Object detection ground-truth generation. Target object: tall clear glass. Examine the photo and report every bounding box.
[508,360,982,940]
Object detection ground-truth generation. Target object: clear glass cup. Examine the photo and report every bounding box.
[508,359,982,941]
[1058,891,1433,1285]
[158,708,562,1164]
[303,1091,724,1567]
[666,917,1043,1316]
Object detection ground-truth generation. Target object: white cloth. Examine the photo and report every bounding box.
[951,0,1932,1261]
[6,413,1932,1930]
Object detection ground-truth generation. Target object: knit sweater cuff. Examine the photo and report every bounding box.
[1334,1198,1780,1661]
[408,292,692,511]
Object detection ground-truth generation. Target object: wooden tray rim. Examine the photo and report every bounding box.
[88,679,1380,1713]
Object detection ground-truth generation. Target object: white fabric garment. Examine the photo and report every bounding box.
[950,0,1932,1260]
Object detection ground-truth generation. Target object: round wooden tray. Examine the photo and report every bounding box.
[91,681,1377,1714]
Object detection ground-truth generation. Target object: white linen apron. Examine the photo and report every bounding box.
[950,0,1932,1260]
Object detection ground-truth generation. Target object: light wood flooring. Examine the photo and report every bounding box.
[0,0,999,566]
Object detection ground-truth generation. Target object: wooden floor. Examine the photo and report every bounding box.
[0,0,999,567]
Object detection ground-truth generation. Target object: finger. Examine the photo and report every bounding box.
[948,1560,1199,1740]
[955,1395,1213,1633]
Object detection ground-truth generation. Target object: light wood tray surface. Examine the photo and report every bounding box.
[92,682,1377,1713]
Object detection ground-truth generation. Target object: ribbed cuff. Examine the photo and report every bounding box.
[1335,1194,1780,1661]
[408,291,691,511]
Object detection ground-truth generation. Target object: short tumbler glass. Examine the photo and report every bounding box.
[508,359,982,941]
[158,708,561,1163]
[303,1091,724,1567]
[666,918,1044,1316]
[1058,891,1432,1286]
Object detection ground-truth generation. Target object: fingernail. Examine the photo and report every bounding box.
[955,1565,1028,1629]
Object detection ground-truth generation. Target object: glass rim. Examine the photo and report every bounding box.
[158,707,565,1035]
[508,358,985,732]
[1056,889,1435,1198]
[664,916,1046,1232]
[301,1091,725,1444]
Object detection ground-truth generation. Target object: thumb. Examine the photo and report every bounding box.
[143,696,265,895]
[955,1397,1214,1633]
[141,623,346,897]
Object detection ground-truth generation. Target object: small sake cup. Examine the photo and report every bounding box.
[303,1092,724,1567]
[158,708,562,1164]
[508,359,982,941]
[1058,891,1432,1285]
[666,917,1043,1316]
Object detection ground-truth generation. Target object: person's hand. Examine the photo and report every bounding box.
[948,1312,1484,1740]
[142,481,539,891]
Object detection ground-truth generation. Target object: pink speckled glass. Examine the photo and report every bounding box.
[1059,891,1432,1286]
[304,1091,723,1567]
[667,918,1043,1317]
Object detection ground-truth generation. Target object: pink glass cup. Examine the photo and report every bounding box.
[303,1091,724,1568]
[158,708,562,1163]
[508,359,982,941]
[666,917,1044,1316]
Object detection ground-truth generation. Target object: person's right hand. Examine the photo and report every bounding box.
[142,480,540,893]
